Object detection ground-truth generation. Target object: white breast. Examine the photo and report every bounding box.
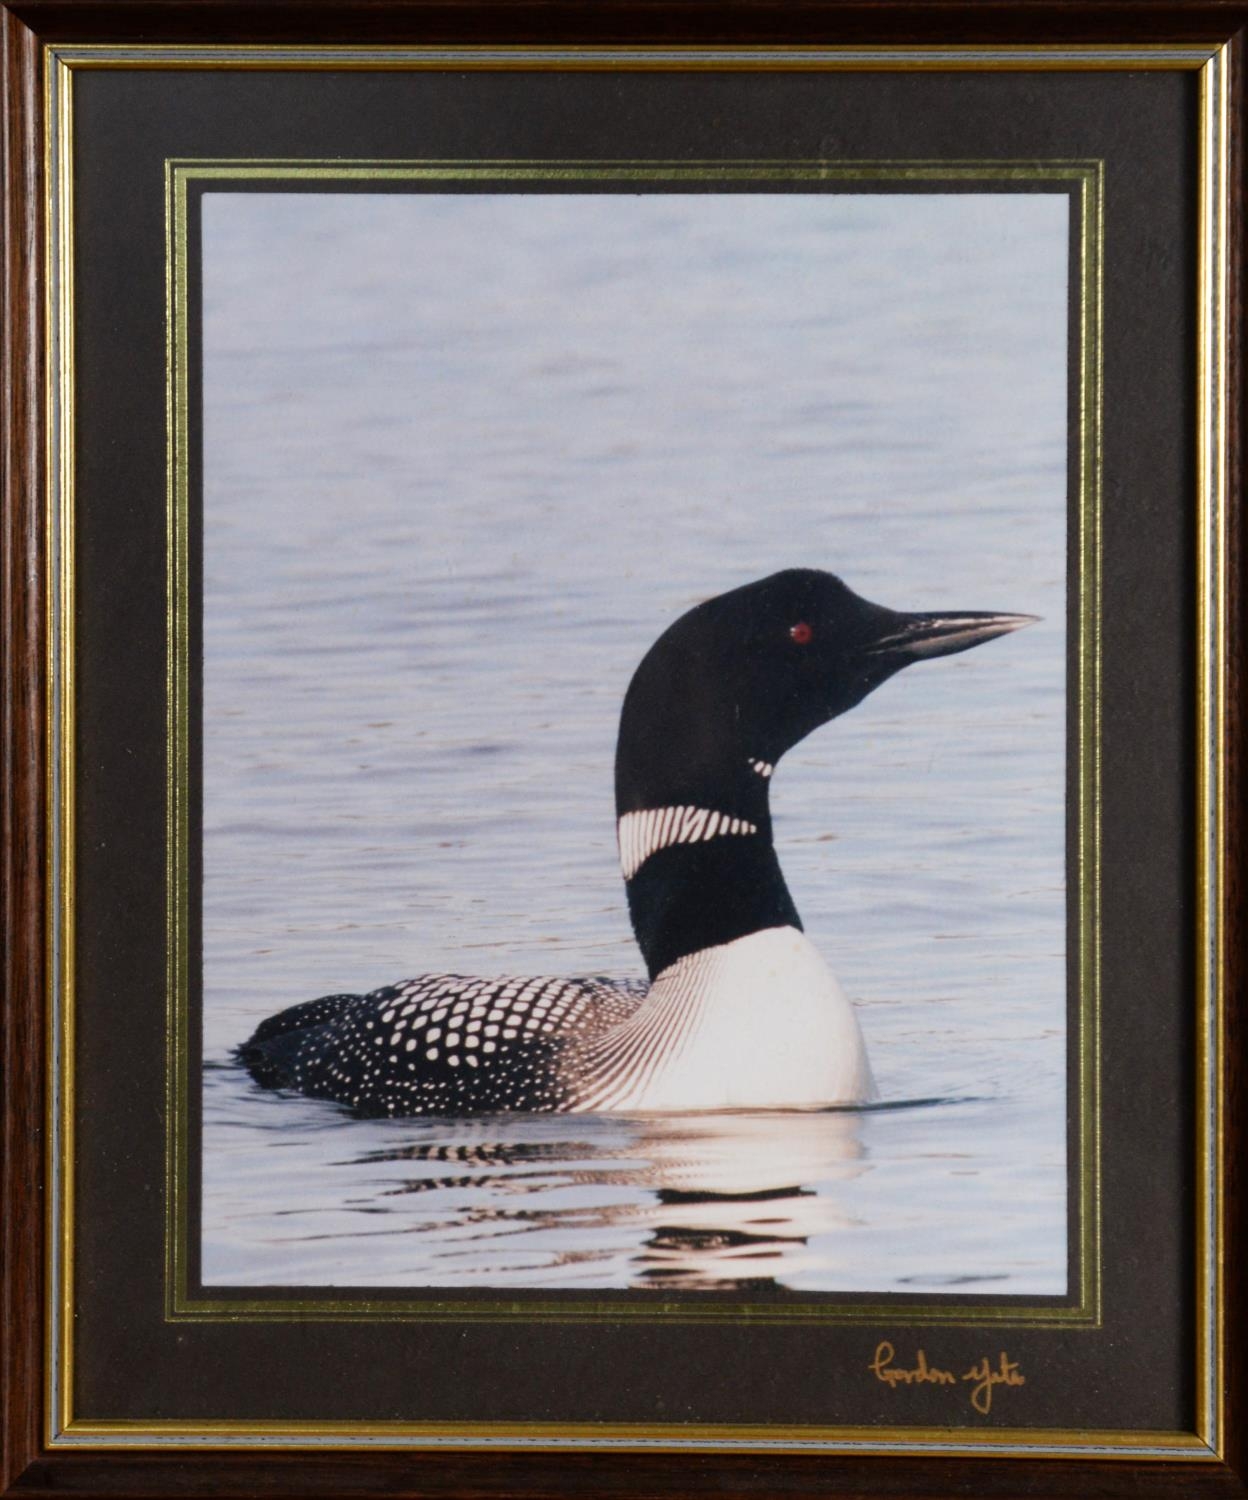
[572,926,876,1112]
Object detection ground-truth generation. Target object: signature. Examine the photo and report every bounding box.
[868,1341,1026,1415]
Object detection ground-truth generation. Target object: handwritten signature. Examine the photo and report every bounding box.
[868,1341,1025,1415]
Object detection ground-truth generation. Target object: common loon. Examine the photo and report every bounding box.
[237,569,1035,1117]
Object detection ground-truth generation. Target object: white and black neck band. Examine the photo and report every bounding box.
[617,805,759,883]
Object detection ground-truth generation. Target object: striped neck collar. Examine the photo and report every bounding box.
[617,804,759,882]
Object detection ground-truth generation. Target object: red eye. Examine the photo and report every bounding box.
[789,621,814,645]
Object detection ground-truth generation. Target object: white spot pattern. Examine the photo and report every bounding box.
[617,805,758,882]
[239,970,648,1116]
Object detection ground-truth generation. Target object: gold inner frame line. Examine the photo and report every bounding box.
[165,159,1102,1333]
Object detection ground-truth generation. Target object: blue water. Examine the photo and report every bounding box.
[200,191,1069,1292]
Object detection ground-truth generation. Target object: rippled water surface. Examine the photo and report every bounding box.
[201,192,1069,1292]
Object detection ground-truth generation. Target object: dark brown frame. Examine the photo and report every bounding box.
[2,4,1243,1497]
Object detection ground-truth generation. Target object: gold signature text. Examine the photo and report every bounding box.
[869,1342,1026,1415]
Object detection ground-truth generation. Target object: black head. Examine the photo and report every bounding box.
[616,568,1036,815]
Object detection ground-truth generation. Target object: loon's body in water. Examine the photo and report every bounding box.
[238,569,1034,1116]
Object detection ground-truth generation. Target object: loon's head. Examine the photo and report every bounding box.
[616,568,1036,817]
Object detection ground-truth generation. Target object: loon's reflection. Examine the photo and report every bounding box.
[627,1111,864,1288]
[342,1109,866,1289]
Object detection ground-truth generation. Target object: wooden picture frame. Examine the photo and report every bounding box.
[1,4,1242,1496]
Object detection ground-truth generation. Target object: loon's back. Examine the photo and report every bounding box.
[237,971,647,1117]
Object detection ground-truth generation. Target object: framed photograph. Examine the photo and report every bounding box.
[1,6,1242,1497]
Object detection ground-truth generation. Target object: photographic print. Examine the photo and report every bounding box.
[199,188,1068,1295]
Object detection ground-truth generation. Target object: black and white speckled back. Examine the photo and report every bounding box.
[237,972,648,1117]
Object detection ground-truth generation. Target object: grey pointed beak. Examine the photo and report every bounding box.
[868,610,1040,663]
